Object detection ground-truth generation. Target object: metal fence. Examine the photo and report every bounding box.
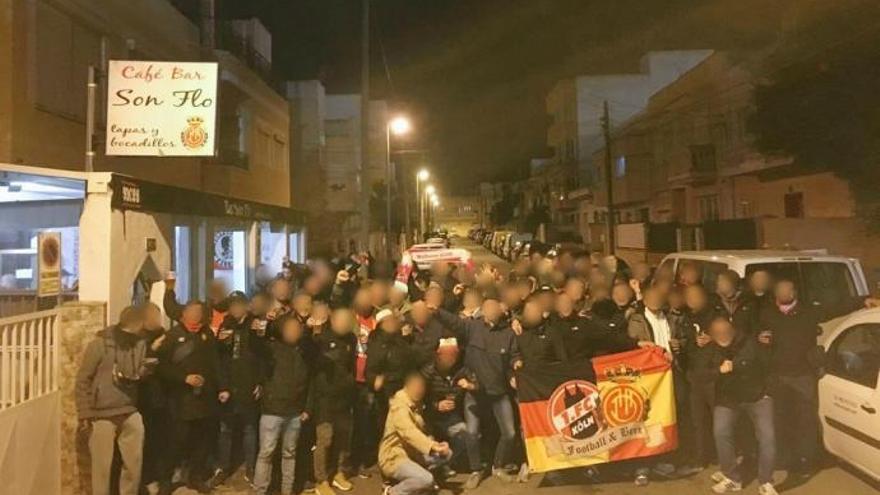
[0,309,59,410]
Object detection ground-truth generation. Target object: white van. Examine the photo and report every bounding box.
[818,308,880,481]
[658,250,869,317]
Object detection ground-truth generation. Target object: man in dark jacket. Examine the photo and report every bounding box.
[312,308,358,495]
[422,339,482,490]
[211,293,266,486]
[703,317,777,495]
[155,300,222,494]
[714,270,760,337]
[254,316,314,495]
[550,294,636,363]
[366,309,416,429]
[76,305,151,495]
[138,303,169,493]
[511,295,560,366]
[431,297,519,482]
[407,301,459,368]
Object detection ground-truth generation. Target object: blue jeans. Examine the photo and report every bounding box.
[713,396,776,484]
[464,392,516,468]
[433,414,481,472]
[390,453,450,495]
[216,410,258,476]
[253,414,303,495]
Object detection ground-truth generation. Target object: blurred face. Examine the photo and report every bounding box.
[369,282,389,308]
[521,300,545,328]
[404,375,427,402]
[555,293,575,317]
[271,279,291,303]
[710,319,735,347]
[564,278,586,302]
[537,291,555,313]
[250,294,270,316]
[312,302,329,322]
[482,299,503,324]
[379,316,400,334]
[679,265,700,286]
[749,271,772,294]
[557,252,574,272]
[410,301,431,327]
[431,262,451,279]
[425,287,444,309]
[229,300,248,319]
[293,294,313,317]
[611,283,634,307]
[633,262,651,282]
[716,276,737,297]
[208,279,227,303]
[643,288,665,312]
[330,309,353,335]
[668,289,684,310]
[774,280,797,305]
[436,351,458,372]
[353,288,372,314]
[684,286,707,311]
[182,303,204,326]
[281,318,304,344]
[303,275,323,296]
[590,285,609,302]
[501,286,522,309]
[462,290,482,311]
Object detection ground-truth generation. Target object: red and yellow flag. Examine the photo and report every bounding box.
[517,347,677,472]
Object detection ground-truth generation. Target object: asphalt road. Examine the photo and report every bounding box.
[174,237,878,494]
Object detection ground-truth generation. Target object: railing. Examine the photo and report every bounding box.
[0,309,60,410]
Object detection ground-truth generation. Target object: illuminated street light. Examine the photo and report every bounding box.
[417,169,430,181]
[389,115,412,136]
[425,184,436,196]
[431,196,439,206]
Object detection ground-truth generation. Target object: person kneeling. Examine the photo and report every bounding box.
[379,372,452,495]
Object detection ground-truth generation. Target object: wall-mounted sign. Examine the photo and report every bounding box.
[37,232,62,297]
[105,60,218,156]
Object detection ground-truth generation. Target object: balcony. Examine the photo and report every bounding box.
[216,21,283,94]
[668,144,717,185]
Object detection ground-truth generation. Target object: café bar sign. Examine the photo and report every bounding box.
[105,60,218,156]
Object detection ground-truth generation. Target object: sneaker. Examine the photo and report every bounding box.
[492,467,515,483]
[652,462,676,479]
[516,463,530,483]
[582,466,600,482]
[634,472,649,487]
[463,472,482,490]
[382,486,392,495]
[758,483,779,495]
[711,474,742,493]
[710,471,726,484]
[315,481,335,495]
[206,468,226,488]
[303,480,316,493]
[332,473,354,492]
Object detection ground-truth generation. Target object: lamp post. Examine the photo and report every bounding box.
[387,115,411,258]
[430,195,439,233]
[416,169,429,242]
[424,184,436,239]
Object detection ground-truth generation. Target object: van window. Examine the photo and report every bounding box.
[745,262,856,309]
[827,323,880,389]
[677,259,728,291]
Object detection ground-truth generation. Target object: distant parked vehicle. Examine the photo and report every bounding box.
[502,233,533,260]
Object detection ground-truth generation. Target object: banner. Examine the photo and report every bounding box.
[517,347,677,473]
[37,232,62,297]
[105,60,218,156]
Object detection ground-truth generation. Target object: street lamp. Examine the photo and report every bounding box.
[416,169,430,242]
[385,115,412,258]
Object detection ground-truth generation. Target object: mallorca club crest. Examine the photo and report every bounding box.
[181,116,208,150]
[547,380,604,441]
[601,364,650,427]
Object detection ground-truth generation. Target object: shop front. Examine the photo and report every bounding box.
[0,164,307,320]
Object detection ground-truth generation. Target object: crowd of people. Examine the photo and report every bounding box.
[74,245,872,495]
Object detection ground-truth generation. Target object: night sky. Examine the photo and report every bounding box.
[222,0,859,192]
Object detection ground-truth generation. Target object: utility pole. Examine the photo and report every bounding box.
[601,100,615,255]
[360,0,371,253]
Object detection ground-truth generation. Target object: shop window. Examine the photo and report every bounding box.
[173,225,192,300]
[214,229,247,292]
[289,231,304,263]
[260,222,287,275]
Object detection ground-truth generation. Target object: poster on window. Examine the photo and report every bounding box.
[37,232,62,297]
[105,60,218,156]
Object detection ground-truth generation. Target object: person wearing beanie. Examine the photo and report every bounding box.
[421,338,482,490]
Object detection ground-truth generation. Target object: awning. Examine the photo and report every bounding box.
[109,175,306,225]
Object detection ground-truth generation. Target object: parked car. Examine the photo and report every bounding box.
[502,233,533,260]
[658,250,869,320]
[817,307,880,481]
[492,231,512,255]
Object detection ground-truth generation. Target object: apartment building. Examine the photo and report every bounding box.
[0,0,305,318]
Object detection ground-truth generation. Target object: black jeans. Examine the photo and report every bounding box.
[349,383,378,470]
[163,416,215,486]
[216,408,259,476]
[141,406,170,485]
[688,380,716,466]
[773,373,820,469]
